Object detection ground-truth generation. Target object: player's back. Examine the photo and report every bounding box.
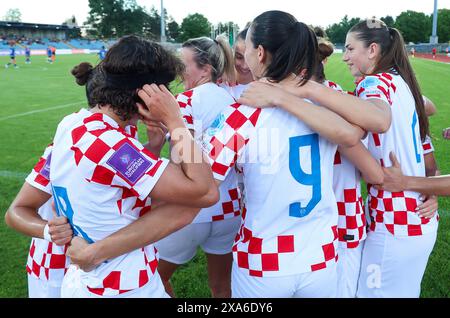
[50,109,163,296]
[207,102,340,276]
[219,83,249,101]
[50,109,152,241]
[178,83,241,222]
[241,105,338,234]
[179,82,236,132]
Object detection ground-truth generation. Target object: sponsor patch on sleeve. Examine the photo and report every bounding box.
[206,113,226,137]
[107,143,152,184]
[360,77,381,89]
[40,153,52,180]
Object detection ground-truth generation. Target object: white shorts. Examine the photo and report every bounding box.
[61,265,169,298]
[28,275,62,298]
[231,262,337,298]
[155,217,241,264]
[357,230,437,298]
[337,243,364,298]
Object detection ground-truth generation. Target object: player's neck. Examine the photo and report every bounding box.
[195,77,213,88]
[91,105,128,128]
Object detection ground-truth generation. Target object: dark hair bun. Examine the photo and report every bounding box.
[71,62,94,86]
[314,27,327,39]
[318,40,334,62]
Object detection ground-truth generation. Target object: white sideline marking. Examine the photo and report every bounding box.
[0,101,83,122]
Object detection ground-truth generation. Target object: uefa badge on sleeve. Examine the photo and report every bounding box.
[107,143,152,184]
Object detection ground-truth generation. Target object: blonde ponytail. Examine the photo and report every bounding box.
[215,35,236,84]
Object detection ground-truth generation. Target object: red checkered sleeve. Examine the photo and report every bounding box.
[356,74,393,106]
[25,143,53,194]
[81,132,169,202]
[201,104,261,181]
[177,90,194,130]
[422,135,434,155]
[324,80,343,92]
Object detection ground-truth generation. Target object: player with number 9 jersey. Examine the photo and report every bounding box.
[202,102,340,283]
[199,11,367,298]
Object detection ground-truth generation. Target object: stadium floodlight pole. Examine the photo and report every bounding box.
[430,0,438,44]
[160,0,167,43]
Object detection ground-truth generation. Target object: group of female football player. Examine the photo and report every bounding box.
[6,10,449,298]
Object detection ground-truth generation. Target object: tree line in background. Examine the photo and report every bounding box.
[84,0,236,42]
[2,0,450,44]
[326,10,450,44]
[86,1,450,44]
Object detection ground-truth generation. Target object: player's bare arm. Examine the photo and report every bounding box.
[67,203,202,271]
[263,78,392,134]
[443,127,450,140]
[137,84,219,207]
[338,142,384,185]
[423,95,437,117]
[380,152,450,196]
[5,183,73,246]
[239,81,364,147]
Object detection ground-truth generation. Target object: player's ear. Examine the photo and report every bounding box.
[257,45,267,64]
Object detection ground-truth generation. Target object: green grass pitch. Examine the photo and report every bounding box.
[0,53,448,297]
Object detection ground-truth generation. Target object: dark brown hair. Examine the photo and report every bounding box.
[249,11,318,85]
[313,26,327,39]
[91,35,184,121]
[349,19,429,140]
[314,39,334,83]
[71,62,104,107]
[236,28,248,42]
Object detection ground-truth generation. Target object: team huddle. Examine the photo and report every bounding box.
[5,10,448,298]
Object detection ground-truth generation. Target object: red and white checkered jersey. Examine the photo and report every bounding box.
[50,109,168,296]
[24,144,70,283]
[201,102,339,277]
[24,123,139,285]
[26,228,70,285]
[323,80,368,249]
[356,73,439,236]
[219,83,249,187]
[219,83,249,101]
[177,83,242,223]
[422,135,434,155]
[333,150,366,249]
[323,80,343,92]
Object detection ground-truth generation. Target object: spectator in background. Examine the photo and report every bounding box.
[432,47,437,59]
